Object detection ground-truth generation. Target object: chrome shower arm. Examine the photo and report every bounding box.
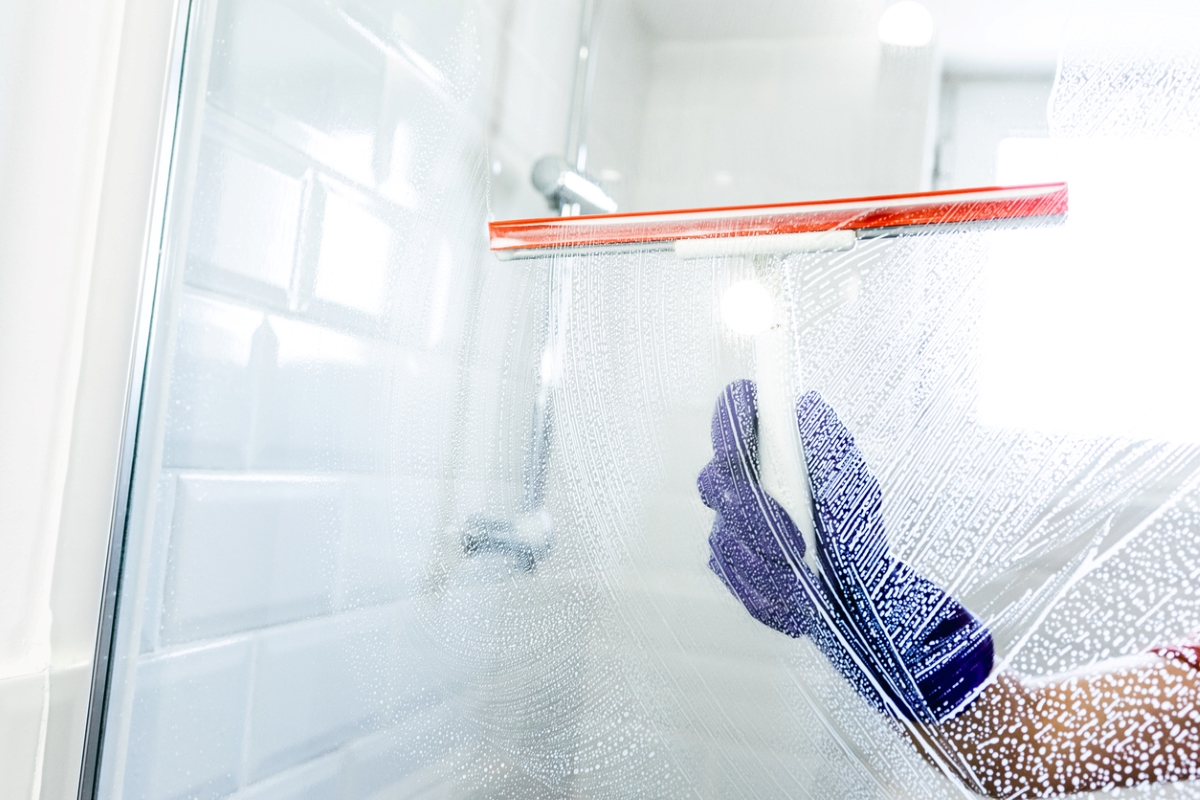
[529,0,616,216]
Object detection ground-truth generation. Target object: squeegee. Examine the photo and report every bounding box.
[486,183,1069,571]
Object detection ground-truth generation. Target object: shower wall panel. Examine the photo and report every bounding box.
[92,0,1200,798]
[630,34,938,211]
[96,0,583,796]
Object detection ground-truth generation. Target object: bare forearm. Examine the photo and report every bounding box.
[906,657,1200,797]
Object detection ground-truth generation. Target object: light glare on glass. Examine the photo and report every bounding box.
[878,1,934,47]
[721,280,775,335]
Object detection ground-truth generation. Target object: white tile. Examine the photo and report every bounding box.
[353,604,454,722]
[504,0,579,97]
[162,293,265,469]
[340,703,459,799]
[943,76,1053,189]
[208,0,385,185]
[386,352,458,479]
[250,316,389,472]
[490,0,581,160]
[169,306,460,475]
[614,582,795,663]
[246,613,382,782]
[315,25,449,202]
[0,672,45,800]
[298,179,480,349]
[342,0,467,79]
[491,47,569,166]
[333,477,442,611]
[187,139,305,303]
[160,475,343,645]
[122,641,254,800]
[378,659,451,729]
[359,763,459,800]
[580,0,651,211]
[484,144,548,221]
[408,237,472,356]
[632,34,907,209]
[231,753,341,800]
[455,284,543,482]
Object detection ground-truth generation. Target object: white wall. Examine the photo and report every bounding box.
[486,0,650,218]
[486,0,945,218]
[629,35,939,211]
[0,2,1078,798]
[484,0,585,220]
[578,0,653,211]
[0,0,594,795]
[0,0,186,797]
[87,0,602,797]
[934,73,1053,189]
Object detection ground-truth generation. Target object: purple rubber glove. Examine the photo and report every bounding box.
[699,380,993,723]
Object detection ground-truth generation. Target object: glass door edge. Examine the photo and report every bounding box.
[77,1,196,796]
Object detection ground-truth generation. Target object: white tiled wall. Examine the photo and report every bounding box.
[480,0,580,220]
[626,31,938,211]
[100,0,975,797]
[579,0,652,210]
[159,476,344,644]
[246,613,380,781]
[486,0,935,216]
[122,641,254,800]
[100,0,583,795]
[187,142,304,302]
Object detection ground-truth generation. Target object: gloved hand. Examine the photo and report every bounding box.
[698,380,994,723]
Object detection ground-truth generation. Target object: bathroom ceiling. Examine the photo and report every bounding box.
[630,0,887,40]
[631,0,1200,75]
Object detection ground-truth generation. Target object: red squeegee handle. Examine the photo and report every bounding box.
[488,182,1068,253]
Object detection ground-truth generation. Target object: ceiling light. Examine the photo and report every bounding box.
[878,1,934,47]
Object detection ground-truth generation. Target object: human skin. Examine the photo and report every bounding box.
[901,656,1200,797]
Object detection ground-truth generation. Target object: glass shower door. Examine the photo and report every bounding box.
[96,0,505,795]
[92,0,1200,798]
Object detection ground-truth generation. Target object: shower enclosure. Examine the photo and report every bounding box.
[83,0,1200,797]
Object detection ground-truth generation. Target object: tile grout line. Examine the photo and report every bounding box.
[238,634,260,790]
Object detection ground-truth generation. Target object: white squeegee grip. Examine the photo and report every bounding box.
[754,323,820,572]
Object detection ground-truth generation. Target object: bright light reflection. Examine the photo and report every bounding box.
[979,136,1200,443]
[878,1,934,47]
[313,193,392,315]
[721,280,775,335]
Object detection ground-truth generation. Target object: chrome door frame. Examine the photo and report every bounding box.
[77,1,195,796]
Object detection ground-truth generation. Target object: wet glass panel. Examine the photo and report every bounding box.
[96,0,1200,798]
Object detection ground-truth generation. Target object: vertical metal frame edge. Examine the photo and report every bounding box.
[77,1,195,796]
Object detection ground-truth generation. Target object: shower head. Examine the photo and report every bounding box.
[531,154,618,216]
[490,182,1068,260]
